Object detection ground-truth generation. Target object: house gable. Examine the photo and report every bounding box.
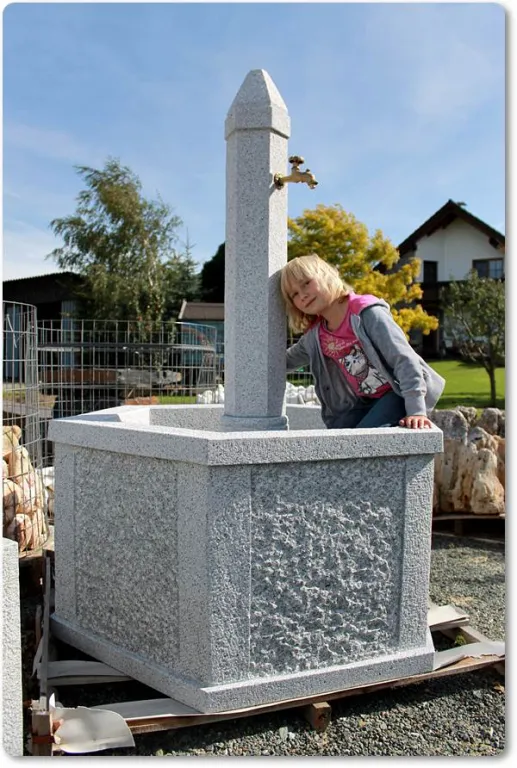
[412,218,504,282]
[396,200,504,282]
[398,199,504,257]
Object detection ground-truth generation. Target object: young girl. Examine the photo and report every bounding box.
[280,254,445,429]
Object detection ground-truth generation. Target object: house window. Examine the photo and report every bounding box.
[423,261,438,283]
[489,237,503,251]
[473,259,504,279]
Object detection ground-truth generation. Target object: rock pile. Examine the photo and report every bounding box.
[193,389,505,517]
[2,426,48,551]
[196,382,320,406]
[284,382,320,405]
[430,407,505,516]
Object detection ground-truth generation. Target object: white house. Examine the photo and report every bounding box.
[394,199,505,356]
[168,200,507,359]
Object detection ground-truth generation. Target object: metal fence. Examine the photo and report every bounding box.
[3,302,49,556]
[3,310,311,542]
[37,318,222,462]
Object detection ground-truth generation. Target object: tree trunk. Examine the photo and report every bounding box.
[488,365,497,407]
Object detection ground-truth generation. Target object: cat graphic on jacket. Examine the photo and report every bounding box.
[340,344,389,395]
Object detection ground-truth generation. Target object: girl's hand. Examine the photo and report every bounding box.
[399,415,433,429]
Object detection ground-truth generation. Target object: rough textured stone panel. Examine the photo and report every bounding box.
[74,449,180,666]
[3,539,23,756]
[249,458,404,675]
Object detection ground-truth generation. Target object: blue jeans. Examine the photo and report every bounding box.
[331,391,406,429]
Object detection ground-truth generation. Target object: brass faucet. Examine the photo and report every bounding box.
[274,155,318,190]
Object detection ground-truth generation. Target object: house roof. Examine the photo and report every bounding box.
[397,199,505,257]
[2,270,78,284]
[178,301,225,321]
[2,271,84,305]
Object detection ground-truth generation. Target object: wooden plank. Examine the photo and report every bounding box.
[457,625,503,646]
[439,624,506,677]
[433,531,505,546]
[302,701,332,731]
[39,591,504,740]
[494,661,505,677]
[30,697,52,756]
[39,555,52,699]
[387,655,503,689]
[30,561,61,755]
[34,604,42,650]
[93,653,504,737]
[432,513,505,541]
[433,513,505,521]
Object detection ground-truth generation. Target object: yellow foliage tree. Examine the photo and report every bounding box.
[288,203,439,335]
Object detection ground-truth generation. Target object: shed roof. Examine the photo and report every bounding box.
[178,301,225,321]
[2,271,84,305]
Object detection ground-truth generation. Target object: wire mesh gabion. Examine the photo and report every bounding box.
[3,301,49,557]
[2,308,311,554]
[37,317,221,466]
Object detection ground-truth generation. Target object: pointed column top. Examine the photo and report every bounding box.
[225,69,290,139]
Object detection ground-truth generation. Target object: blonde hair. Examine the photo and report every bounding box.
[280,254,352,334]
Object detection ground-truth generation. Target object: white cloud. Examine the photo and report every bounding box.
[4,183,80,223]
[410,40,500,124]
[362,4,503,125]
[2,224,63,281]
[3,122,104,166]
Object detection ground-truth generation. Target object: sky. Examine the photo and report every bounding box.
[2,1,506,282]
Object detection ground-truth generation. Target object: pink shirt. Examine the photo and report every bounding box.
[319,292,392,399]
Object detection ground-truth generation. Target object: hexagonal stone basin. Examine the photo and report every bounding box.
[49,404,442,712]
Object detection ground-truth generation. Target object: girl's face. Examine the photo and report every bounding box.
[288,275,331,315]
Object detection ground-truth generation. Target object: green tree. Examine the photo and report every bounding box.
[288,204,438,335]
[48,158,194,322]
[441,270,505,407]
[199,243,225,302]
[163,234,200,318]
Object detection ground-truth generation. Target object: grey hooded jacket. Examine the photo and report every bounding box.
[286,298,445,429]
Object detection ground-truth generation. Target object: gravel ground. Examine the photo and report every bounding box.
[20,533,505,757]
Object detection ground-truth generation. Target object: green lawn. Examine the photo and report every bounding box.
[158,360,505,411]
[158,394,197,404]
[287,360,505,411]
[429,360,505,410]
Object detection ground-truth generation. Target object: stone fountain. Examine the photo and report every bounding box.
[49,70,443,713]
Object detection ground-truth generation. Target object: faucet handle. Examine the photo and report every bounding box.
[274,155,318,190]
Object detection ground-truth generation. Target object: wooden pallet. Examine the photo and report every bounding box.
[18,526,55,563]
[17,526,55,592]
[29,554,505,755]
[432,512,505,540]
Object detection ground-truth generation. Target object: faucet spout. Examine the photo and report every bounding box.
[274,155,318,190]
